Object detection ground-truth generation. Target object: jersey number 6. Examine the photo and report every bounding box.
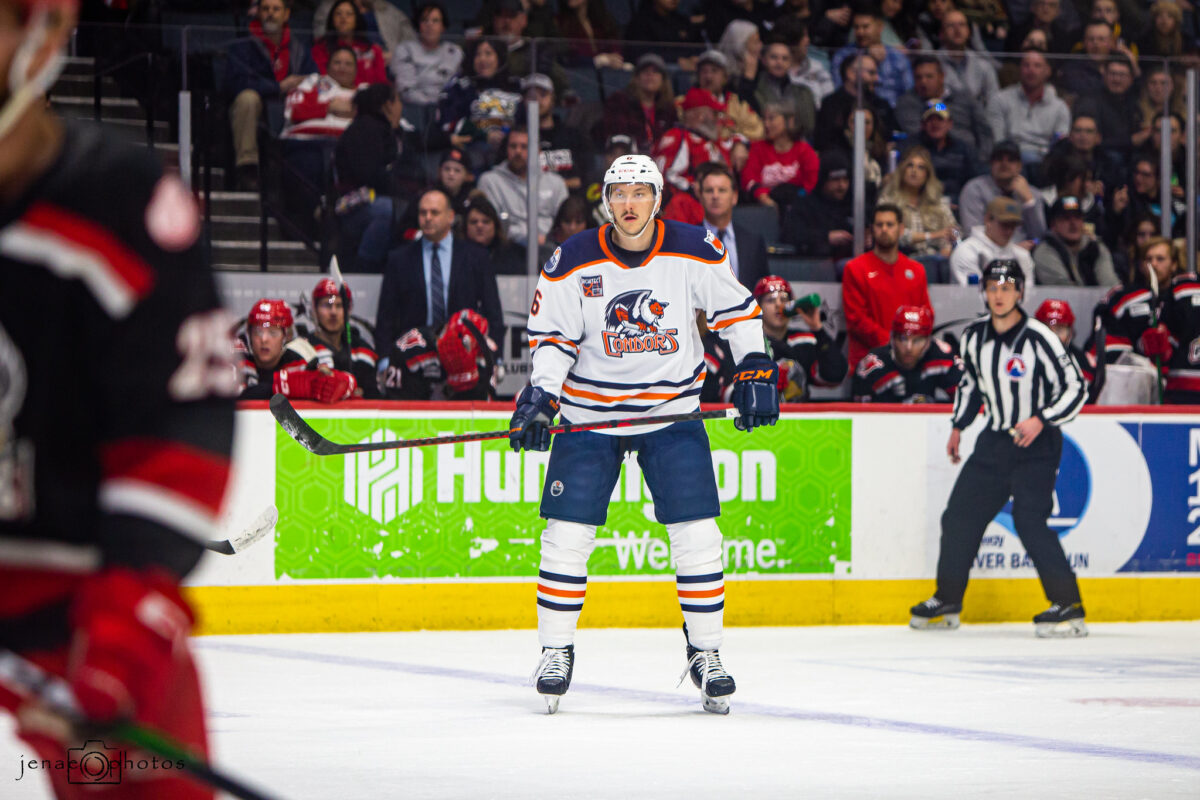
[530,290,542,316]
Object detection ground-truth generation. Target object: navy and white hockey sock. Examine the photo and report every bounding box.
[536,520,597,648]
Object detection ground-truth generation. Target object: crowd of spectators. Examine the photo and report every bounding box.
[212,0,1200,404]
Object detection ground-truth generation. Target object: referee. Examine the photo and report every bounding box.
[910,259,1089,637]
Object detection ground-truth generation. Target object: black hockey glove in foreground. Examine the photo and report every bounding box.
[730,354,780,431]
[509,386,561,451]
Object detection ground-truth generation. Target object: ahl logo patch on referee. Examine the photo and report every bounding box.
[1005,356,1027,379]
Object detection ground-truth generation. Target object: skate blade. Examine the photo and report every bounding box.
[702,694,730,715]
[1035,619,1088,638]
[909,614,960,630]
[544,695,560,714]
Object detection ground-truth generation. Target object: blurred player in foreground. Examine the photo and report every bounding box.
[0,0,237,795]
[510,155,779,714]
[910,260,1088,638]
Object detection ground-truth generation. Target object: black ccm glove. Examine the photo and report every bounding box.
[730,353,780,431]
[509,386,560,451]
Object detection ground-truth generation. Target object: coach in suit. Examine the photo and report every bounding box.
[695,162,769,291]
[375,187,504,359]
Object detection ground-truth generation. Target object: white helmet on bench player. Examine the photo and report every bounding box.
[602,154,663,237]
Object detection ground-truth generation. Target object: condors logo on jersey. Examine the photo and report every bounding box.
[601,289,679,357]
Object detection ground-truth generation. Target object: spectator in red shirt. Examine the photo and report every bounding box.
[741,101,819,213]
[311,0,389,85]
[653,87,728,194]
[842,203,932,369]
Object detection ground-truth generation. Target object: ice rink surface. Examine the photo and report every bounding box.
[3,623,1199,799]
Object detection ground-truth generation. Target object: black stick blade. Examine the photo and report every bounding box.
[269,394,341,456]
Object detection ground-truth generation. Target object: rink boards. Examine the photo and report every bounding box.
[185,403,1200,633]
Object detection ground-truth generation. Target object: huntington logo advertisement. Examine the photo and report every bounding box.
[274,416,851,580]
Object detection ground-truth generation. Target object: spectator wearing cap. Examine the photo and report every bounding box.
[950,196,1037,286]
[390,2,462,132]
[813,53,899,151]
[1033,197,1119,286]
[526,73,594,193]
[831,6,914,106]
[436,148,475,218]
[741,102,819,211]
[752,38,817,140]
[604,53,679,154]
[624,0,704,68]
[986,50,1070,168]
[937,10,999,110]
[895,56,992,157]
[781,150,856,261]
[477,126,569,246]
[653,88,728,193]
[914,100,982,205]
[959,140,1046,245]
[695,161,769,290]
[693,49,765,142]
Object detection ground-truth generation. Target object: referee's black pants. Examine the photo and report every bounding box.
[936,426,1082,607]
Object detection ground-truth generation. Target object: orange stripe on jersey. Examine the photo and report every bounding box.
[677,587,724,598]
[529,336,580,351]
[710,307,763,329]
[595,221,665,268]
[561,372,703,403]
[537,584,587,598]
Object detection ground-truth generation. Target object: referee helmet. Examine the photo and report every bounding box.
[981,259,1024,293]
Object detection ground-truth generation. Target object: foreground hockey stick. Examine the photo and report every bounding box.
[270,393,738,456]
[205,505,279,555]
[0,650,281,800]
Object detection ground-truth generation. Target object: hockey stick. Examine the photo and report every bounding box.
[270,393,738,456]
[205,505,279,555]
[1147,265,1165,403]
[0,649,282,800]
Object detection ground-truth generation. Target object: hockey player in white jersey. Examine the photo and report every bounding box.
[509,155,779,714]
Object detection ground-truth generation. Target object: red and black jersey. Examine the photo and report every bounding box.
[1090,280,1166,363]
[235,336,314,400]
[1163,272,1200,403]
[700,330,734,402]
[380,326,496,400]
[769,327,848,401]
[852,338,964,403]
[306,325,379,399]
[0,122,236,646]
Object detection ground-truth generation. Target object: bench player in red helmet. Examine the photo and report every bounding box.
[238,298,357,402]
[1035,298,1103,402]
[380,308,499,400]
[852,305,964,403]
[753,275,846,401]
[305,277,379,398]
[0,0,238,796]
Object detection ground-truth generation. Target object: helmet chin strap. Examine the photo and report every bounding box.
[0,8,66,142]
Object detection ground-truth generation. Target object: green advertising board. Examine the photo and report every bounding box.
[275,416,851,580]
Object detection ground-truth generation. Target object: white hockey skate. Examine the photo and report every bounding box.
[909,597,962,630]
[1033,603,1088,638]
[531,645,574,714]
[679,645,736,715]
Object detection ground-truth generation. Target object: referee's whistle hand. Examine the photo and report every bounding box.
[947,429,961,464]
[1011,416,1044,448]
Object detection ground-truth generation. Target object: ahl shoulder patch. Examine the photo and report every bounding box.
[543,247,562,275]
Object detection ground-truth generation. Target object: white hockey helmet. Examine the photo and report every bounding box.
[602,154,664,232]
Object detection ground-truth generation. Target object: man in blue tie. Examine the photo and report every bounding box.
[375,187,504,371]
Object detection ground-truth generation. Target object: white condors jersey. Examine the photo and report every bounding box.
[527,219,765,432]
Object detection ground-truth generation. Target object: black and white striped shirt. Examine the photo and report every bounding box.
[952,310,1086,431]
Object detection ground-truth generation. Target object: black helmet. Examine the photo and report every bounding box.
[981,259,1024,292]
